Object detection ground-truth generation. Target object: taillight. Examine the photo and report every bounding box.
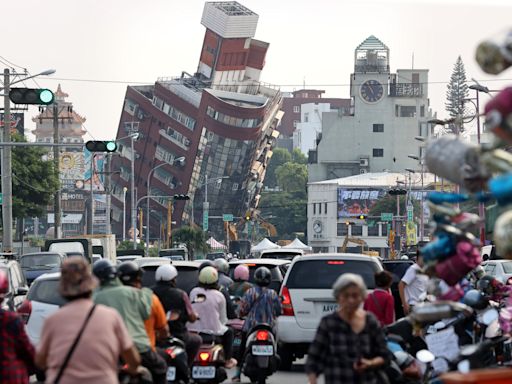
[281,286,295,316]
[199,352,210,362]
[17,300,32,323]
[256,330,269,341]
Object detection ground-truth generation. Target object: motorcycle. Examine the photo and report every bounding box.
[158,336,189,384]
[242,324,280,384]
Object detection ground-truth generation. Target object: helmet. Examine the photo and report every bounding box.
[400,255,409,260]
[477,275,501,297]
[254,266,271,287]
[117,261,143,285]
[0,270,8,295]
[394,351,415,369]
[92,259,117,283]
[155,264,178,282]
[234,264,250,281]
[198,266,218,285]
[199,260,215,272]
[213,258,229,274]
[463,289,489,310]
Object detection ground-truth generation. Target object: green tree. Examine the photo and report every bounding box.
[263,148,292,188]
[171,226,208,260]
[12,133,59,220]
[445,56,469,133]
[259,190,306,239]
[369,195,421,220]
[275,162,307,193]
[291,148,307,165]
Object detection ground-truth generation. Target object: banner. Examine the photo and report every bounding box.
[0,113,24,135]
[406,221,417,246]
[337,188,386,218]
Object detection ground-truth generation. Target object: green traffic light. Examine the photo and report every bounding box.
[105,141,117,151]
[39,89,54,104]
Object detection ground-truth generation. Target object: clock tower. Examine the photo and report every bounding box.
[350,35,390,107]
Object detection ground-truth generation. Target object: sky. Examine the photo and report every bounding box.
[3,0,512,140]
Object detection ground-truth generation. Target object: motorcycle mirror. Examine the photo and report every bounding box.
[416,349,435,364]
[434,321,446,330]
[482,308,499,325]
[457,359,471,373]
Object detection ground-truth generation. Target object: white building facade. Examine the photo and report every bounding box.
[309,35,436,182]
[293,102,335,155]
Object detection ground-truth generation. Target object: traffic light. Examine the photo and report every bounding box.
[85,140,118,153]
[9,88,54,105]
[358,215,367,220]
[389,189,407,196]
[245,212,251,221]
[173,194,190,200]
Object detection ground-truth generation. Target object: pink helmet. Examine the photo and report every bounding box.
[234,264,249,281]
[0,270,8,295]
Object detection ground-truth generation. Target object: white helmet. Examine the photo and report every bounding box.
[155,264,178,282]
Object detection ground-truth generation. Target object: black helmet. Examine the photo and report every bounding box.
[199,260,215,272]
[477,275,500,297]
[117,261,143,286]
[254,266,271,287]
[92,259,117,283]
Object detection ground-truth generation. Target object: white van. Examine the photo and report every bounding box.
[258,248,303,260]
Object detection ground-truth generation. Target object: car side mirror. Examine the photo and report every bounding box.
[15,287,28,296]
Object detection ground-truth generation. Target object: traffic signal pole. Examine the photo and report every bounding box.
[53,102,62,239]
[2,69,13,251]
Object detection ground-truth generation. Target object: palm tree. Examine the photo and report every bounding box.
[172,226,208,260]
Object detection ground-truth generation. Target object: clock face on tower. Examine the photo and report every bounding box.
[360,80,384,103]
[313,220,323,233]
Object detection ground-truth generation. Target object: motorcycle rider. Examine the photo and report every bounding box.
[151,264,202,365]
[92,259,167,384]
[199,260,236,319]
[214,258,233,290]
[117,262,170,351]
[229,264,253,298]
[235,267,282,382]
[0,269,35,384]
[188,266,237,369]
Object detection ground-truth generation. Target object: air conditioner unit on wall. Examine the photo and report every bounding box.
[360,169,368,174]
[360,158,369,167]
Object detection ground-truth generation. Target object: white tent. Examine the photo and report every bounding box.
[251,238,280,253]
[283,238,312,252]
[206,237,227,250]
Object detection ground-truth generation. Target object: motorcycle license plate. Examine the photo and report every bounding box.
[234,337,242,346]
[166,366,176,381]
[252,345,273,356]
[192,366,216,379]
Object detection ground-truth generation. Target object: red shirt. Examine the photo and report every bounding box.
[0,309,35,384]
[363,288,395,326]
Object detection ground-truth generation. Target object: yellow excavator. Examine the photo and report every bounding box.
[340,235,379,257]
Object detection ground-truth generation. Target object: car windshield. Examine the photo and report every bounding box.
[502,262,512,274]
[286,259,380,289]
[261,252,301,260]
[27,278,67,306]
[141,266,198,294]
[20,255,61,269]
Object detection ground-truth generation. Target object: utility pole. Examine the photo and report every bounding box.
[88,155,94,235]
[2,69,13,251]
[105,153,111,234]
[53,102,62,239]
[131,137,136,250]
[167,201,172,248]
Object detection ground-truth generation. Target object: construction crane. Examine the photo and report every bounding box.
[340,235,379,257]
[235,209,278,238]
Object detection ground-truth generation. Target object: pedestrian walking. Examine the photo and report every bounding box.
[36,257,140,384]
[306,273,390,384]
[399,247,429,315]
[0,269,35,384]
[364,271,395,325]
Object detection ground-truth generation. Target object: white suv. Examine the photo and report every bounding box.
[276,253,383,370]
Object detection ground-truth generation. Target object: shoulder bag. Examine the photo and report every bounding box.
[54,304,97,384]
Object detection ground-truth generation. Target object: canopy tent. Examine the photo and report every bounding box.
[283,238,312,252]
[251,238,280,253]
[206,237,227,250]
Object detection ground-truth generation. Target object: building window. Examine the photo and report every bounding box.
[324,203,327,214]
[337,223,349,236]
[373,148,384,157]
[304,113,309,123]
[232,183,238,191]
[351,225,363,236]
[420,105,425,117]
[313,203,316,215]
[381,224,388,236]
[368,224,379,236]
[293,106,300,113]
[293,120,299,128]
[373,124,384,133]
[400,106,417,117]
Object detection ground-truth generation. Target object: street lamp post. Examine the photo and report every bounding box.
[146,157,185,256]
[2,68,56,251]
[122,186,128,241]
[190,175,229,229]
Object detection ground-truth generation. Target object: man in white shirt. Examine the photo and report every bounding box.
[399,250,429,315]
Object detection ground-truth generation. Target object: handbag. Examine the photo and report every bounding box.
[54,304,97,384]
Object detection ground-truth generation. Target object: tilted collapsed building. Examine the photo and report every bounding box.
[111,2,282,241]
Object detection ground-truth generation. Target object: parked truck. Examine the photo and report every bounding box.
[44,234,117,264]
